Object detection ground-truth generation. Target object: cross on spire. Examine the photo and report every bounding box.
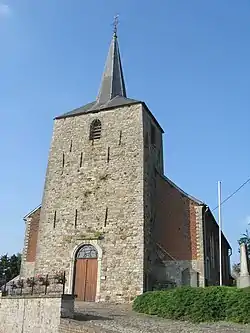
[96,16,127,104]
[113,14,119,37]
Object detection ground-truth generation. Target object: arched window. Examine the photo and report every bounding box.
[76,244,98,259]
[89,119,102,140]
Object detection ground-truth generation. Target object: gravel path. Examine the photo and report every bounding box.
[73,302,250,333]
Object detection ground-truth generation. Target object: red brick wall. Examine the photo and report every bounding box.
[155,174,198,261]
[26,208,41,262]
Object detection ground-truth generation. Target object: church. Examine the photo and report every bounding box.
[20,26,232,303]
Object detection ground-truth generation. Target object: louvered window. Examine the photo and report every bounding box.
[89,119,102,140]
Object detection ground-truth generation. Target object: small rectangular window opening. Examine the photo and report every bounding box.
[74,209,78,228]
[104,207,108,227]
[53,211,57,229]
[80,152,83,167]
[119,131,122,145]
[107,147,110,163]
[62,153,65,168]
[69,140,73,152]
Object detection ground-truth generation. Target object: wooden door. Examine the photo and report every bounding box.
[74,258,98,301]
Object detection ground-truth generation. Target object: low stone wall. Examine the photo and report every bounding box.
[0,294,74,333]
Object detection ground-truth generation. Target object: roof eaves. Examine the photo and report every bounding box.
[54,102,96,120]
[54,100,142,120]
[23,205,41,220]
[160,173,204,205]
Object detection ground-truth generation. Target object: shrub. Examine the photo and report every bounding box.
[133,286,250,323]
[226,288,250,324]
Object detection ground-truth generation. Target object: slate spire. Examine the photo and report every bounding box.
[97,22,127,105]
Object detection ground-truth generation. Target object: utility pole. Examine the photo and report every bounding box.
[218,181,222,286]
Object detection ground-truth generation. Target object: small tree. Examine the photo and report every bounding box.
[0,253,21,285]
[238,229,250,254]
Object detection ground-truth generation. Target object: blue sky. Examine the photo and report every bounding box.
[0,0,249,265]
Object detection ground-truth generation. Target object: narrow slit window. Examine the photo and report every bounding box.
[69,140,72,152]
[104,207,108,227]
[107,147,110,163]
[119,130,122,145]
[62,153,65,168]
[53,211,57,229]
[74,209,78,228]
[89,119,102,140]
[80,152,83,167]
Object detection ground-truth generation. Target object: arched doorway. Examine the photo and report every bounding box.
[74,244,98,301]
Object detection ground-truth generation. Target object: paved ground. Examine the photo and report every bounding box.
[73,302,250,333]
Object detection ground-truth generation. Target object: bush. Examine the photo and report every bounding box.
[133,286,250,323]
[226,288,250,324]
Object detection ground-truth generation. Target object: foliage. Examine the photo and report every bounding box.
[238,229,250,254]
[37,275,50,286]
[54,271,66,284]
[26,277,36,287]
[225,288,250,324]
[16,279,24,288]
[133,287,250,323]
[232,228,250,275]
[232,263,240,275]
[232,229,250,275]
[0,253,21,284]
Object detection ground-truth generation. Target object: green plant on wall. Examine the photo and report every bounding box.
[76,230,103,240]
[93,231,103,239]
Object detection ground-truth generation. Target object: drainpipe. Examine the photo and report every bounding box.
[228,247,232,283]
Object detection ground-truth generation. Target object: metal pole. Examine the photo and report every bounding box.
[218,181,222,286]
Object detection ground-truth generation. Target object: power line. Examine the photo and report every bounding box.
[212,177,250,212]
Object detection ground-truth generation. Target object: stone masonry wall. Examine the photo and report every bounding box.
[20,207,41,277]
[34,104,145,302]
[154,174,205,287]
[142,108,164,290]
[0,295,74,333]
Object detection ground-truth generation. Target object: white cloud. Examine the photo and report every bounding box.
[0,3,11,17]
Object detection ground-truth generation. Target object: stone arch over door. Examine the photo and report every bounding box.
[74,244,98,301]
[68,241,102,301]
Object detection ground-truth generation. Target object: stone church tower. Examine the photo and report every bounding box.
[20,28,232,302]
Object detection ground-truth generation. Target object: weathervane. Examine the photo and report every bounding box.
[113,14,119,37]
